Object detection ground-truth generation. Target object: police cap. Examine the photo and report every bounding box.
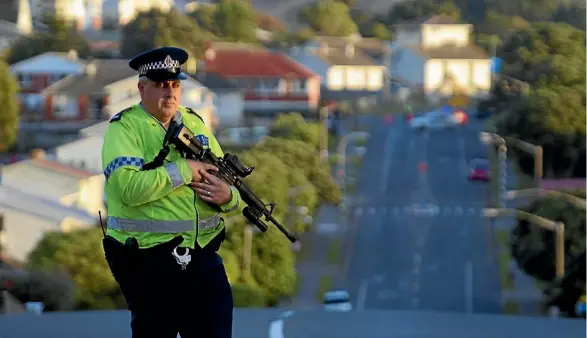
[129,47,188,82]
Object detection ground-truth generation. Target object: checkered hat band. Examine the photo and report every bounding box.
[138,59,181,75]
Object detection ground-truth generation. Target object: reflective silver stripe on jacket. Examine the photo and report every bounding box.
[164,162,184,188]
[108,214,221,233]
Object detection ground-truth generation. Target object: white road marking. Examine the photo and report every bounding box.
[268,311,294,338]
[368,207,376,216]
[357,279,369,310]
[468,207,476,215]
[465,261,474,313]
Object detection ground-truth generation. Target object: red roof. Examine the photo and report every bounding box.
[204,49,317,78]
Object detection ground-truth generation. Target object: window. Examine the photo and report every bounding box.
[53,95,78,118]
[291,80,307,93]
[256,78,279,93]
[17,73,32,88]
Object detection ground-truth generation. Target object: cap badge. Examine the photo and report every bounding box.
[164,55,174,68]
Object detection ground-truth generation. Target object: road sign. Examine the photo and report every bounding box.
[449,94,469,108]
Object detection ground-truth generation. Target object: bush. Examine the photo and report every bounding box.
[231,283,266,307]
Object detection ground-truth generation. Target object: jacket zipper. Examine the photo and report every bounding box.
[145,106,199,247]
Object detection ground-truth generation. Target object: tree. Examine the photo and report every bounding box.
[254,137,342,205]
[510,194,586,283]
[120,9,211,66]
[27,228,124,310]
[386,0,460,25]
[269,113,321,150]
[0,60,19,152]
[299,0,358,37]
[6,15,91,65]
[495,22,586,178]
[214,0,258,43]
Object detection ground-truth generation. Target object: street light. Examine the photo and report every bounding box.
[483,208,565,278]
[336,131,370,189]
[506,188,586,210]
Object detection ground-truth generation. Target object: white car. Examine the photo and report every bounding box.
[322,290,353,312]
[410,112,458,130]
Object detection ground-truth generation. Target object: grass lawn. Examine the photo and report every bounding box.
[327,239,342,265]
[316,275,333,301]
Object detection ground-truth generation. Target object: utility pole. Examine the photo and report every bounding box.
[319,104,329,160]
[241,224,253,281]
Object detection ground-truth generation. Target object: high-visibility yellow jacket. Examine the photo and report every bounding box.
[101,103,239,249]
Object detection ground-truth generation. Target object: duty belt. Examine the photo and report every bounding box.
[107,215,221,232]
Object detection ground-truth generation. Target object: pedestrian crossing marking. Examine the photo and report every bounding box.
[349,205,483,217]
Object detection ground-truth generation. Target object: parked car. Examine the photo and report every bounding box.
[323,289,353,312]
[468,159,491,181]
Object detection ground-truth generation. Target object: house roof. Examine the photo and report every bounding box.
[42,59,135,96]
[9,51,85,70]
[192,72,239,91]
[393,14,460,28]
[5,158,96,179]
[314,47,380,66]
[0,185,97,224]
[313,36,388,55]
[204,49,317,78]
[410,44,488,60]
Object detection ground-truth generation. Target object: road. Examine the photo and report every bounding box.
[340,116,502,314]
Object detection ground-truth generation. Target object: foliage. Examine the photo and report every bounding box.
[1,269,76,311]
[510,194,586,282]
[0,60,19,152]
[213,0,258,43]
[27,228,123,310]
[493,22,586,178]
[351,10,393,40]
[386,0,460,25]
[231,283,266,307]
[120,9,210,67]
[6,15,91,65]
[269,113,321,149]
[299,0,358,37]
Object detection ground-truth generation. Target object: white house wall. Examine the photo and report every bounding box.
[213,91,244,128]
[472,60,491,91]
[424,60,444,92]
[446,60,470,88]
[55,135,104,173]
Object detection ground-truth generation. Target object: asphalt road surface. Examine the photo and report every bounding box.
[341,116,502,314]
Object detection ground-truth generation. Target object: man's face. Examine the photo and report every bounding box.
[138,79,182,120]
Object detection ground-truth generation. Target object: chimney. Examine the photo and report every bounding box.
[85,62,97,77]
[67,49,78,60]
[345,43,354,58]
[29,148,46,160]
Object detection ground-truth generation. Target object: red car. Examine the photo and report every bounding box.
[468,159,490,181]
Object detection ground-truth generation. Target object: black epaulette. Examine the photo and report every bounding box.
[186,107,205,124]
[109,107,132,123]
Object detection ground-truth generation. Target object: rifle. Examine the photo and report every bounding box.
[163,120,298,243]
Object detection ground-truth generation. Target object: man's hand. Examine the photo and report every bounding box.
[186,160,217,182]
[189,169,232,205]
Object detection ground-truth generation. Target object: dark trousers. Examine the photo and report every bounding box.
[103,235,233,338]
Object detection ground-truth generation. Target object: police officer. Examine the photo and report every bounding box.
[101,47,240,338]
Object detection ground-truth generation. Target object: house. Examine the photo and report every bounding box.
[0,149,100,263]
[0,184,96,262]
[10,51,86,121]
[193,71,245,128]
[200,43,321,118]
[51,74,217,174]
[0,0,32,52]
[287,39,386,101]
[1,149,105,217]
[390,15,492,98]
[41,59,137,122]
